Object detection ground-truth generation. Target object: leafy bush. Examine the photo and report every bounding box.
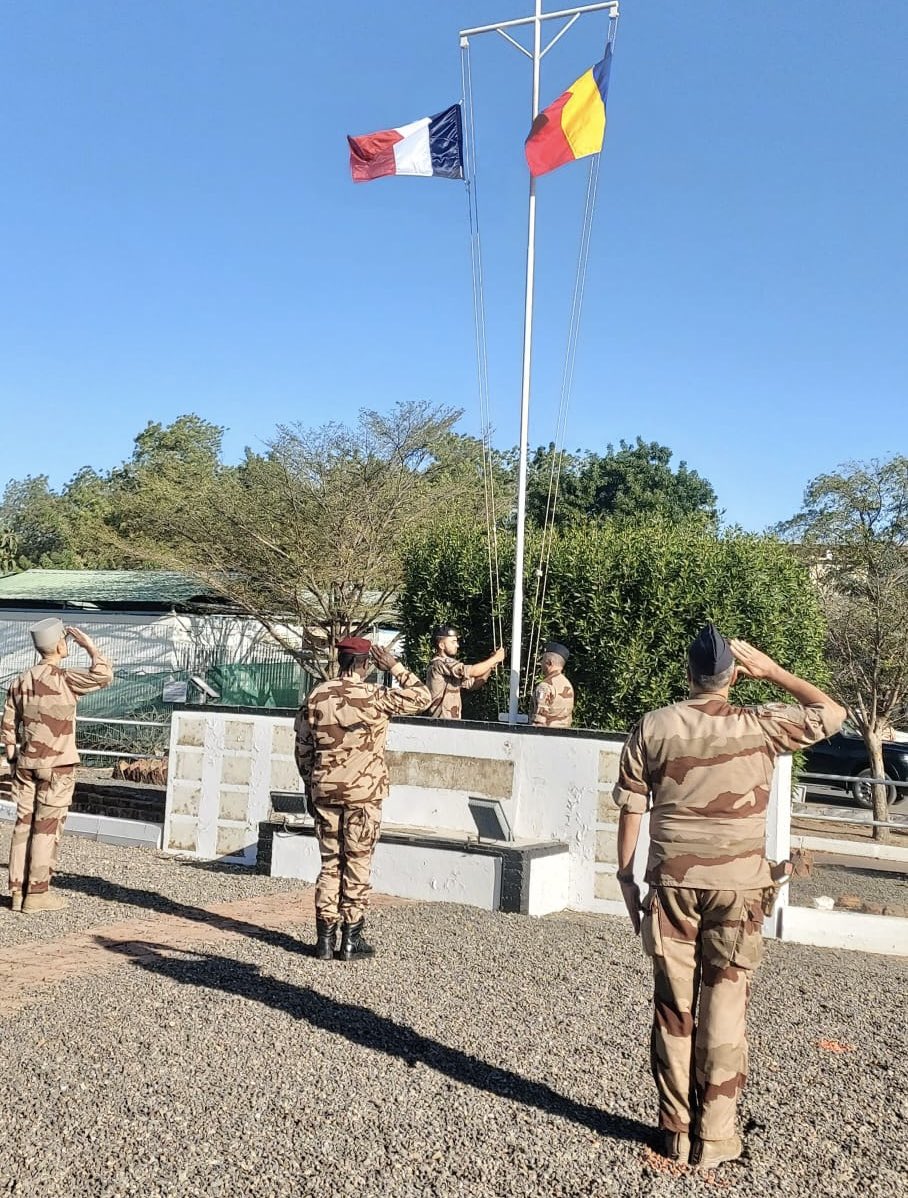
[401,519,828,729]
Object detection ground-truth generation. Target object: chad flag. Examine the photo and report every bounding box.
[525,44,613,178]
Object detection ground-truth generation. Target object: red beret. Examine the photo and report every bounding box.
[337,636,372,655]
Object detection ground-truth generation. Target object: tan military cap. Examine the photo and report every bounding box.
[30,617,66,653]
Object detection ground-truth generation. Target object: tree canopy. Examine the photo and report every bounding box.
[777,455,908,839]
[524,437,718,529]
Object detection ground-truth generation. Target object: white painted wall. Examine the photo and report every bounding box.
[780,905,908,958]
[166,711,290,866]
[382,721,517,833]
[526,852,572,917]
[269,830,504,911]
[164,709,624,906]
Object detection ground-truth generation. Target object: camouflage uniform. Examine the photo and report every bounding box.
[425,654,476,720]
[613,695,843,1142]
[294,662,430,924]
[532,673,574,728]
[2,652,114,900]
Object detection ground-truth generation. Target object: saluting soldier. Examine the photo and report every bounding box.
[612,625,844,1170]
[294,637,430,961]
[425,624,505,719]
[532,641,575,728]
[2,621,114,913]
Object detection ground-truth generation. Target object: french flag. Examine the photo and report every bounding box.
[348,104,464,183]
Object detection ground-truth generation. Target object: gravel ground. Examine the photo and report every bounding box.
[790,861,908,913]
[1,836,906,1198]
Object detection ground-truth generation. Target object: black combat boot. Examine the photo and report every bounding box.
[314,919,339,961]
[338,918,375,961]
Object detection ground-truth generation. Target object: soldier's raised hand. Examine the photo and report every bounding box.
[730,639,779,681]
[65,626,94,650]
[371,645,398,673]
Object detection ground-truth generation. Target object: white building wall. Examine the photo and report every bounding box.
[0,607,287,684]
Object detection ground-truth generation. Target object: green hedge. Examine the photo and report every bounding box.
[400,519,828,729]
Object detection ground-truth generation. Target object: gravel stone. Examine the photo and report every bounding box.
[1,835,906,1197]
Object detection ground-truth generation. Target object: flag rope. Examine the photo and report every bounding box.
[461,37,507,691]
[523,11,619,697]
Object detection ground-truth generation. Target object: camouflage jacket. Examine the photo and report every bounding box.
[294,663,431,806]
[532,673,574,728]
[2,655,115,769]
[612,695,843,890]
[425,654,477,720]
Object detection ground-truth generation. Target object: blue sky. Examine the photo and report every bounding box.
[1,1,905,531]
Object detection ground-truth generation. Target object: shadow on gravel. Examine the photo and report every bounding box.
[94,935,652,1150]
[55,873,308,956]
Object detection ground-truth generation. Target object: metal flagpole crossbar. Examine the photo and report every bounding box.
[458,1,620,723]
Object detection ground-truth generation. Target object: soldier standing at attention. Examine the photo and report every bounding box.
[294,637,430,961]
[3,620,114,913]
[531,641,575,728]
[425,624,505,719]
[612,625,844,1170]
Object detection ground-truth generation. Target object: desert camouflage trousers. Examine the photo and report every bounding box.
[313,800,382,925]
[641,885,764,1142]
[8,765,76,898]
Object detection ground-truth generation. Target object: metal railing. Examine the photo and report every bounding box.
[801,771,908,789]
[796,770,908,831]
[75,715,170,762]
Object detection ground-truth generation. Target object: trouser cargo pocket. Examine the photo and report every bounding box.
[702,892,765,972]
[640,891,664,958]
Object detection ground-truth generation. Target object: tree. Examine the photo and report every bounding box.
[778,456,908,841]
[0,409,506,676]
[524,437,718,529]
[0,475,74,567]
[118,401,491,677]
[402,518,826,727]
[0,416,228,570]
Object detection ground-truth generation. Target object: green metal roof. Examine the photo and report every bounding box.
[0,570,222,608]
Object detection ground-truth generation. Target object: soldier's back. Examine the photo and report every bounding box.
[637,697,788,891]
[304,677,391,805]
[9,663,82,768]
[307,677,381,734]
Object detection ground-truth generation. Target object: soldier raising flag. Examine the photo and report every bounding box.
[425,625,505,720]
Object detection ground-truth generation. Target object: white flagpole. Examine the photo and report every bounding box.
[459,1,619,723]
[507,0,543,723]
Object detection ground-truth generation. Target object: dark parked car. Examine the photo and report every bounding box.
[802,731,908,808]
